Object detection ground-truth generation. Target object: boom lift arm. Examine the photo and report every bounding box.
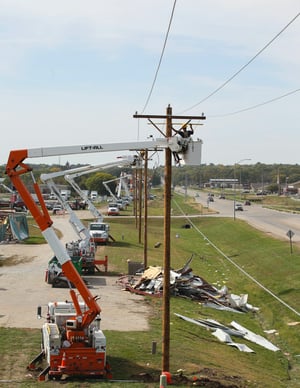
[40,167,92,242]
[103,173,132,203]
[66,171,103,222]
[103,177,118,202]
[117,172,132,199]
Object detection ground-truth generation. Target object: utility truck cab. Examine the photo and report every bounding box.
[37,301,107,380]
[89,222,109,245]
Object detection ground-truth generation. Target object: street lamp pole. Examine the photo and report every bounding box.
[234,158,251,220]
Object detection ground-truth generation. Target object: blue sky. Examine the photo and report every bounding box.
[0,0,299,167]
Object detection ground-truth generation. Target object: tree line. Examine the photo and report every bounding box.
[159,162,300,190]
[1,162,300,195]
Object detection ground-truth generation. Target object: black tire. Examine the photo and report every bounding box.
[88,267,95,274]
[52,277,68,288]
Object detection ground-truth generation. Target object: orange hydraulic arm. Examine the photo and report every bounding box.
[5,150,101,327]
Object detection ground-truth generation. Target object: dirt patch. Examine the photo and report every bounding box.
[0,254,34,267]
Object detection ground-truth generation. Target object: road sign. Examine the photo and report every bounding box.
[286,230,295,254]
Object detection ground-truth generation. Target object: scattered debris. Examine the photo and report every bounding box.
[287,321,300,326]
[119,256,259,313]
[264,329,278,335]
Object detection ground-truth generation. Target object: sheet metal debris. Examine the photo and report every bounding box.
[175,313,243,338]
[230,321,280,352]
[212,328,254,353]
[119,256,259,313]
[175,313,280,352]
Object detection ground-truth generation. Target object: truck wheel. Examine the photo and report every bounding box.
[52,277,68,288]
[41,329,45,352]
[46,271,54,284]
[88,267,95,274]
[49,374,62,381]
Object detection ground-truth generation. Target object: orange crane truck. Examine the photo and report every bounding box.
[5,150,112,381]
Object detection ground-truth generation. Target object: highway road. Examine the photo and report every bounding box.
[179,189,300,245]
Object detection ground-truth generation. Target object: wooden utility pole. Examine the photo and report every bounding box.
[134,169,138,226]
[143,150,148,269]
[134,105,205,373]
[162,105,172,371]
[138,166,143,243]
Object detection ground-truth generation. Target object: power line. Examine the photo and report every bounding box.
[140,0,177,114]
[210,87,300,118]
[182,11,300,113]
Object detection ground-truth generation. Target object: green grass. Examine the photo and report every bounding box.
[2,193,300,387]
[24,217,62,244]
[100,204,300,387]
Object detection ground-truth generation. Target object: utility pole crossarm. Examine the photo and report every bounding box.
[133,113,206,120]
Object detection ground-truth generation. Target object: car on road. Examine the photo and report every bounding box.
[235,203,244,211]
[256,190,267,196]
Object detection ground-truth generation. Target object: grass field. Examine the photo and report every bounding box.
[1,191,300,387]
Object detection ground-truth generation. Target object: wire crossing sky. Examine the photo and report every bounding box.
[140,0,177,114]
[210,87,300,118]
[181,10,300,113]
